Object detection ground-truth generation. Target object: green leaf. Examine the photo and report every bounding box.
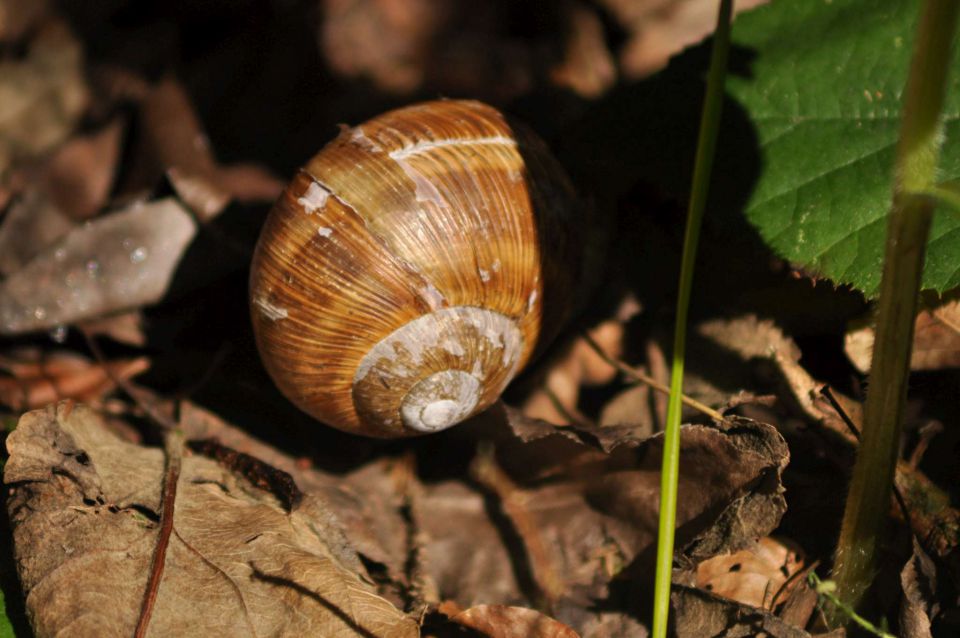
[0,588,14,638]
[727,0,960,297]
[924,180,960,216]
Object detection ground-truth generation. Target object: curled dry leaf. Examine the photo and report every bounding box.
[137,76,284,221]
[0,19,88,178]
[900,539,939,638]
[671,585,814,638]
[425,408,788,615]
[695,536,804,610]
[686,313,827,424]
[0,348,149,411]
[0,197,196,335]
[4,402,419,638]
[40,119,124,221]
[846,299,960,372]
[450,604,579,638]
[0,187,76,276]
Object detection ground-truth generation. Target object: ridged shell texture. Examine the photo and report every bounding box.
[250,100,582,437]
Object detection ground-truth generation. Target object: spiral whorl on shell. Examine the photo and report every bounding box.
[250,100,583,437]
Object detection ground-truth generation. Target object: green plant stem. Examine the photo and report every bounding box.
[650,1,732,635]
[831,0,960,618]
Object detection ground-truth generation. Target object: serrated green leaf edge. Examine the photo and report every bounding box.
[727,0,960,296]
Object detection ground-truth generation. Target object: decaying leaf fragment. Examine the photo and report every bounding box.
[4,402,419,638]
[900,539,939,638]
[846,299,960,372]
[448,604,580,638]
[695,536,804,610]
[0,197,196,335]
[0,19,88,178]
[421,407,789,618]
[0,348,149,410]
[672,585,814,638]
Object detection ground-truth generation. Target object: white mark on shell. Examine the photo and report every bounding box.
[491,259,501,272]
[478,268,491,283]
[527,288,538,312]
[297,181,330,214]
[388,135,516,161]
[419,282,446,311]
[253,295,288,321]
[441,338,465,356]
[353,307,523,392]
[391,155,447,205]
[350,126,383,152]
[317,226,333,238]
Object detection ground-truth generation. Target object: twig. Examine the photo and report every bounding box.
[543,386,594,428]
[134,428,184,638]
[81,328,176,430]
[818,386,864,441]
[82,328,184,637]
[770,559,820,613]
[172,343,232,401]
[581,331,725,422]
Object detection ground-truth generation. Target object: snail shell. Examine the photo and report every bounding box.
[250,100,583,437]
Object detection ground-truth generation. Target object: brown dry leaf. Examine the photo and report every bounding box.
[846,300,960,372]
[692,314,820,420]
[0,0,50,41]
[0,197,196,334]
[594,0,767,78]
[900,539,939,638]
[672,585,814,638]
[450,605,579,638]
[78,310,147,347]
[695,536,804,610]
[549,3,617,98]
[0,187,76,276]
[137,76,284,221]
[4,402,420,638]
[599,384,655,435]
[40,119,124,220]
[522,298,637,425]
[715,319,960,566]
[0,349,149,410]
[0,19,88,179]
[59,396,786,634]
[177,401,409,582]
[424,408,788,614]
[319,0,449,94]
[318,0,616,100]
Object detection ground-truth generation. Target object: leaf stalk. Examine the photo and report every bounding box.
[831,0,960,618]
